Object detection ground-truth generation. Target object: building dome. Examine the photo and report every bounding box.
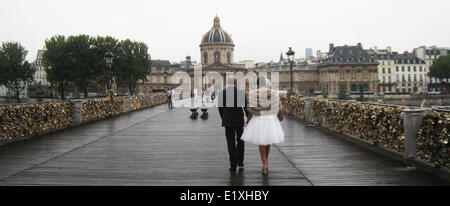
[200,16,234,46]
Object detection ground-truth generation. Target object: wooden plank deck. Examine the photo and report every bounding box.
[0,99,447,185]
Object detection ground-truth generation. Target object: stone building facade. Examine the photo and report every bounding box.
[369,47,396,94]
[250,63,319,95]
[392,53,427,94]
[188,16,246,90]
[145,16,247,93]
[200,16,235,65]
[370,47,428,94]
[317,43,379,96]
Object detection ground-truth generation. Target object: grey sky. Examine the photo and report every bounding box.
[1,0,450,63]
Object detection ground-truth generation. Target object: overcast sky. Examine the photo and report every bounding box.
[1,0,450,63]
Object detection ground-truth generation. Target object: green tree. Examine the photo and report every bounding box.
[0,49,5,86]
[429,54,450,90]
[0,42,35,103]
[42,35,72,99]
[338,83,348,100]
[65,34,101,98]
[92,36,119,94]
[115,39,152,95]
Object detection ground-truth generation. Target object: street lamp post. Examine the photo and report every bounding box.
[104,51,114,102]
[164,66,168,92]
[286,47,295,91]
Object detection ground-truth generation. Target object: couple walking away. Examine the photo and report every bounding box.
[218,77,284,175]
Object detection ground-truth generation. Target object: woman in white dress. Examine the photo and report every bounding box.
[241,77,285,175]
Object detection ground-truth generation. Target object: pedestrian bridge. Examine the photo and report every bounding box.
[0,99,447,186]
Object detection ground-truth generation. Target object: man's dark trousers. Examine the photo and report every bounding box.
[225,126,244,169]
[218,86,249,170]
[168,96,172,108]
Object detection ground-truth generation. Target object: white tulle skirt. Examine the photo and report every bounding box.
[241,114,285,146]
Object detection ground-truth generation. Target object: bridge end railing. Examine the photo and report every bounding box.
[0,93,168,144]
[281,94,449,170]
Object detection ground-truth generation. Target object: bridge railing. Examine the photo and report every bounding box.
[0,101,74,141]
[0,93,167,142]
[281,94,449,169]
[416,110,449,168]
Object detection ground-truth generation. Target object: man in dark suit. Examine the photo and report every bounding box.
[218,79,251,172]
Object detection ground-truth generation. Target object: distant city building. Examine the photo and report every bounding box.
[368,46,396,94]
[392,52,427,94]
[316,50,328,59]
[369,47,428,94]
[318,43,379,96]
[249,43,382,96]
[31,50,49,86]
[193,16,246,89]
[1,82,28,98]
[144,59,184,92]
[250,62,319,94]
[413,46,450,91]
[0,48,48,97]
[279,53,284,63]
[0,86,7,97]
[237,60,255,69]
[28,49,50,97]
[305,48,313,60]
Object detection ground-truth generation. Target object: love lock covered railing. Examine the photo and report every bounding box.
[281,94,449,169]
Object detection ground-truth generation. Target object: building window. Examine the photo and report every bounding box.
[352,71,356,80]
[203,52,208,64]
[382,68,385,73]
[382,76,385,83]
[340,72,344,80]
[402,66,405,72]
[227,52,231,64]
[363,71,368,80]
[396,66,399,72]
[402,74,405,81]
[408,74,411,82]
[414,74,417,81]
[214,51,220,63]
[388,76,391,83]
[407,66,410,72]
[413,66,416,72]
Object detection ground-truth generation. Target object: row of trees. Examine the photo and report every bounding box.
[0,42,35,102]
[42,34,152,99]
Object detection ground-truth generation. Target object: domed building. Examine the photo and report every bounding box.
[188,16,247,88]
[200,16,235,65]
[146,16,247,94]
